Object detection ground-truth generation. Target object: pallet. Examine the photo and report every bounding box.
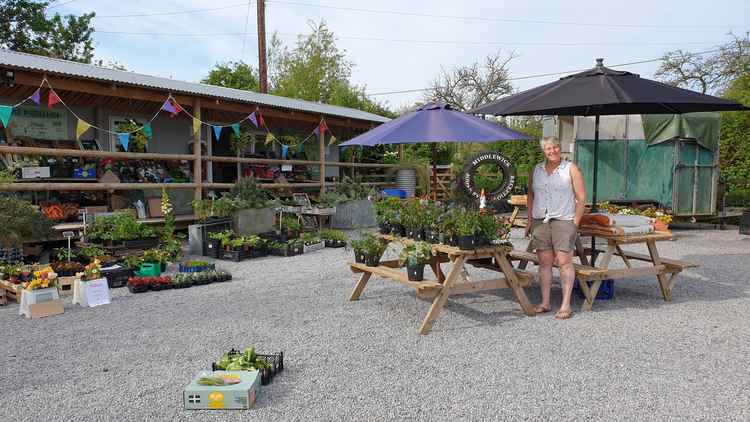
[0,280,22,303]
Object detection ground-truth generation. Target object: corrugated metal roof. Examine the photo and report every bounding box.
[0,49,389,123]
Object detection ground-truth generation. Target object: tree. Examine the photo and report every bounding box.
[0,0,95,63]
[201,60,259,92]
[718,74,750,191]
[655,33,749,94]
[425,51,517,111]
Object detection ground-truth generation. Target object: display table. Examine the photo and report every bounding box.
[348,235,536,335]
[511,230,699,311]
[72,278,111,307]
[19,287,63,318]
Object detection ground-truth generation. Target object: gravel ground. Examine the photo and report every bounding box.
[1,228,748,422]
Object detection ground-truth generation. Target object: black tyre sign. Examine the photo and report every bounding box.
[462,152,516,204]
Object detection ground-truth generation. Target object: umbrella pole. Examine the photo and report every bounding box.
[590,114,600,265]
[432,143,437,201]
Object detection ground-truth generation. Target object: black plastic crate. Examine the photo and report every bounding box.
[211,349,284,386]
[102,267,134,288]
[222,249,249,262]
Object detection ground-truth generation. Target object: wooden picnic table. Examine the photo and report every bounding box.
[510,229,699,311]
[348,235,536,335]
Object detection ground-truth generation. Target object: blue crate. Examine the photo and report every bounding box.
[73,168,97,179]
[573,278,614,300]
[382,188,406,199]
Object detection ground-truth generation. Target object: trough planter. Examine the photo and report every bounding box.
[330,199,376,229]
[303,241,325,254]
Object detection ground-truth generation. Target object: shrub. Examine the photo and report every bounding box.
[726,189,750,207]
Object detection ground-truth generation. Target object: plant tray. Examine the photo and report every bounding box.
[150,283,173,291]
[324,239,346,248]
[127,284,149,294]
[179,263,216,273]
[211,349,284,386]
[250,248,268,258]
[222,250,248,262]
[303,241,325,254]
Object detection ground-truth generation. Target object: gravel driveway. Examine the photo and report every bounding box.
[1,228,748,421]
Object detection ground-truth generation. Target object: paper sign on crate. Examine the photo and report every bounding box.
[73,278,111,307]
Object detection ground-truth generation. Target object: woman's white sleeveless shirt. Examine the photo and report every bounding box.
[531,160,576,221]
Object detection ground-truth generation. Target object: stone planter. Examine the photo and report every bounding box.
[330,200,376,229]
[233,208,276,236]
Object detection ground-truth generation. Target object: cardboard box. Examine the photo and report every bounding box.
[147,197,164,218]
[111,195,130,210]
[184,371,260,410]
[21,166,51,179]
[84,206,109,215]
[98,170,120,183]
[28,299,64,319]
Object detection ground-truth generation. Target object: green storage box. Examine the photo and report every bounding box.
[184,370,260,410]
[138,262,161,277]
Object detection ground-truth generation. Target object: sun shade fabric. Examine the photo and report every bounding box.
[339,102,531,147]
[470,63,749,116]
[642,112,720,152]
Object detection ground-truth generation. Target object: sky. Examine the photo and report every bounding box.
[50,0,749,113]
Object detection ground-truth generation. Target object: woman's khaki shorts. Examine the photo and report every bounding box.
[531,219,578,252]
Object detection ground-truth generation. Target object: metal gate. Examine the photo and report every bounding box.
[673,139,717,216]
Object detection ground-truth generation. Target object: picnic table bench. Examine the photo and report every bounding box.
[510,230,699,310]
[348,235,536,335]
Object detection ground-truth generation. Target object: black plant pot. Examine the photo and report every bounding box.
[474,233,488,248]
[406,263,425,281]
[354,251,367,264]
[205,239,221,258]
[406,229,424,241]
[364,254,380,267]
[128,284,149,294]
[457,235,476,251]
[378,223,391,234]
[426,230,441,244]
[388,223,402,236]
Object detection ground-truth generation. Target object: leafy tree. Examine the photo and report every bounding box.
[0,196,53,248]
[0,0,95,63]
[718,74,750,191]
[201,60,259,92]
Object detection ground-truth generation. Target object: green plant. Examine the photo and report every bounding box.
[280,215,301,232]
[726,189,750,207]
[228,177,275,209]
[80,244,105,259]
[210,230,235,248]
[399,200,425,231]
[422,201,440,230]
[5,263,23,277]
[87,213,156,242]
[398,241,434,266]
[330,175,376,202]
[320,229,347,242]
[228,237,245,249]
[241,235,262,247]
[373,197,402,226]
[454,210,481,236]
[142,248,170,264]
[212,196,235,217]
[230,131,256,155]
[349,232,387,256]
[0,168,15,184]
[123,254,144,270]
[0,197,53,248]
[116,119,148,152]
[300,232,321,246]
[192,199,214,221]
[478,214,511,243]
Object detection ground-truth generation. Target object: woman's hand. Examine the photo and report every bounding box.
[524,223,532,238]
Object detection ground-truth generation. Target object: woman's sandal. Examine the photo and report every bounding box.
[534,305,551,314]
[554,309,573,320]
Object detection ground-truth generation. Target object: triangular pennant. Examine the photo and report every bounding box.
[170,102,183,117]
[264,132,274,145]
[118,133,130,151]
[48,90,61,108]
[213,126,223,141]
[328,135,337,146]
[231,123,240,137]
[258,111,265,128]
[0,105,13,127]
[319,120,329,136]
[30,89,40,105]
[313,126,320,137]
[247,111,258,127]
[76,119,91,140]
[143,122,153,139]
[192,118,201,137]
[161,99,176,114]
[281,144,289,159]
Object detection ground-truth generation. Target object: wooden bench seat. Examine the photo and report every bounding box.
[583,248,699,271]
[349,262,442,291]
[508,250,608,276]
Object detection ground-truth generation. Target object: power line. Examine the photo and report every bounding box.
[365,48,722,96]
[240,1,253,57]
[267,0,744,29]
[94,2,248,19]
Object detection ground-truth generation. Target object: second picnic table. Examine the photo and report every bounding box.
[348,235,537,335]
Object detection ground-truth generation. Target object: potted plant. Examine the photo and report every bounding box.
[374,197,401,234]
[127,276,151,293]
[171,273,193,289]
[278,215,301,241]
[398,241,434,281]
[5,263,23,284]
[149,276,172,291]
[349,232,387,267]
[400,200,426,240]
[320,229,347,248]
[423,201,441,243]
[288,238,305,255]
[142,248,169,272]
[455,210,481,250]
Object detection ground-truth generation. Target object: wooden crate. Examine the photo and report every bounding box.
[58,276,76,296]
[0,280,22,303]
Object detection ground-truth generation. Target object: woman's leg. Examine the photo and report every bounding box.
[555,250,575,315]
[537,249,555,311]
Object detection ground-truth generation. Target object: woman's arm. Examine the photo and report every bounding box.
[525,168,534,236]
[570,163,586,226]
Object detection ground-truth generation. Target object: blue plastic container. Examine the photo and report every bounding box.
[382,189,406,199]
[573,278,614,300]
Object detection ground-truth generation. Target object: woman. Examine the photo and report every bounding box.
[525,136,586,319]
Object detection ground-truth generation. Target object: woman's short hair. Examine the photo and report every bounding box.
[540,136,561,148]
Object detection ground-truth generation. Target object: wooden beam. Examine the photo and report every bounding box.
[0,183,198,191]
[319,120,326,197]
[0,145,194,161]
[202,155,399,168]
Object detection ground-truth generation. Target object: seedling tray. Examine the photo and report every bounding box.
[211,349,284,386]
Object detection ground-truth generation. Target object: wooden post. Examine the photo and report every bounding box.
[256,0,268,93]
[193,99,203,202]
[320,122,326,197]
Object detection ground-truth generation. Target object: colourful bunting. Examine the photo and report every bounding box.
[258,112,265,128]
[192,118,201,137]
[118,133,130,151]
[170,102,183,117]
[213,126,223,141]
[0,105,13,128]
[48,90,61,108]
[143,122,153,139]
[328,135,337,146]
[161,99,176,114]
[231,123,240,137]
[247,111,258,127]
[30,89,40,105]
[76,119,91,140]
[281,144,289,159]
[265,132,274,145]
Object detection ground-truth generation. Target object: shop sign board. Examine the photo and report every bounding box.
[10,106,68,140]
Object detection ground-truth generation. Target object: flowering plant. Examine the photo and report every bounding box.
[82,259,102,281]
[23,267,58,290]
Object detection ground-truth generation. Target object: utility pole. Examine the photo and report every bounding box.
[257,0,268,93]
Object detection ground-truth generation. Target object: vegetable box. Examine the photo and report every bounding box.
[184,370,260,410]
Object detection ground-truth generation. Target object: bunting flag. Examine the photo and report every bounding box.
[118,133,130,151]
[258,111,265,128]
[192,118,201,137]
[143,122,153,139]
[76,119,91,140]
[231,123,240,137]
[265,132,274,145]
[30,89,41,105]
[213,126,223,141]
[48,90,61,108]
[281,144,289,159]
[247,111,258,127]
[170,102,183,117]
[313,119,329,137]
[161,99,176,114]
[0,105,12,127]
[328,135,337,146]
